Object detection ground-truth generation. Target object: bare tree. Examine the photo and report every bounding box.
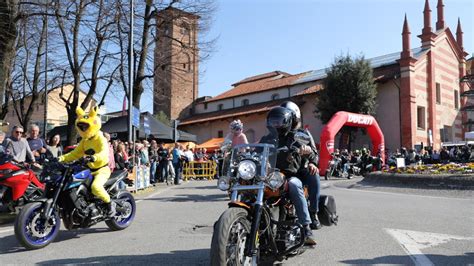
[0,0,19,120]
[8,3,48,130]
[50,0,120,145]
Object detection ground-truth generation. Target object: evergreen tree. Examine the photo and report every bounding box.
[315,54,377,148]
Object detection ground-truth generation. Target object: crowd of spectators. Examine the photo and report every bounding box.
[386,145,474,166]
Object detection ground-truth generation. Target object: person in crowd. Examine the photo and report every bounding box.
[157,143,169,183]
[148,140,159,184]
[103,132,115,172]
[2,125,36,163]
[47,134,63,158]
[172,143,183,185]
[184,145,194,162]
[114,143,128,171]
[27,124,48,161]
[224,120,248,148]
[431,150,441,164]
[440,147,449,164]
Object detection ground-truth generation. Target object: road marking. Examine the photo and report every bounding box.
[332,185,473,201]
[0,228,13,234]
[385,228,474,266]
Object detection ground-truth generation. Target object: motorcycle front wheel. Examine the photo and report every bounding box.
[14,202,60,250]
[210,208,255,266]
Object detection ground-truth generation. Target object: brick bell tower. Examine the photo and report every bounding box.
[154,7,199,120]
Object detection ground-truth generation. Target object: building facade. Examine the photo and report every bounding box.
[3,84,96,134]
[166,1,470,152]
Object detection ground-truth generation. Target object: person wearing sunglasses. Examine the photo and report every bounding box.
[2,125,36,163]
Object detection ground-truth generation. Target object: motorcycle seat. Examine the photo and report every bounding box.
[104,170,128,188]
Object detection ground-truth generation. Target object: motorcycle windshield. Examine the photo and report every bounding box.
[222,143,277,179]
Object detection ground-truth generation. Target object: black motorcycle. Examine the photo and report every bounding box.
[14,158,136,249]
[325,155,349,180]
[211,143,307,265]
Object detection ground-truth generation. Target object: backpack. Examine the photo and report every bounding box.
[318,195,338,226]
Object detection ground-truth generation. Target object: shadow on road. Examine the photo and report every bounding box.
[37,249,210,265]
[145,192,228,203]
[340,252,474,265]
[174,184,218,190]
[0,227,112,254]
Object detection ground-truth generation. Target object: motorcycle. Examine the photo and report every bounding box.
[14,157,136,250]
[211,143,307,265]
[324,155,348,180]
[0,153,44,212]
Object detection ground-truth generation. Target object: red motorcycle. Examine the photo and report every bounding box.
[0,154,44,212]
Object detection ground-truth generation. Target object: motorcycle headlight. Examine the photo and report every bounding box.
[237,160,257,180]
[217,176,230,191]
[267,171,285,190]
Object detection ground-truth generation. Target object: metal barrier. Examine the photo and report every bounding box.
[182,161,217,181]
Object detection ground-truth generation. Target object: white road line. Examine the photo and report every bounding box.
[0,228,13,234]
[385,228,474,266]
[332,185,473,201]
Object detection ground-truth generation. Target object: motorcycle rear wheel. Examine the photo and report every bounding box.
[210,208,255,266]
[105,191,136,231]
[14,202,60,250]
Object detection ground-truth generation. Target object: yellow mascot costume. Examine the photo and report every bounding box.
[59,106,114,215]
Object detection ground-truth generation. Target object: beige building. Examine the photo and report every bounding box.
[3,84,96,135]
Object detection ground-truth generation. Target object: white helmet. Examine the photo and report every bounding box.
[280,101,301,130]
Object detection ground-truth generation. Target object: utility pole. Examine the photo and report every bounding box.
[43,1,49,138]
[128,0,135,164]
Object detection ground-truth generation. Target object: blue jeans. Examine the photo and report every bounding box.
[173,162,182,184]
[150,162,157,183]
[301,171,321,213]
[288,177,311,225]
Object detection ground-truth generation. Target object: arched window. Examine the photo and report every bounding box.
[242,99,249,106]
[245,129,255,143]
[271,93,280,100]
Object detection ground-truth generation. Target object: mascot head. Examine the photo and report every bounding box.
[75,106,101,139]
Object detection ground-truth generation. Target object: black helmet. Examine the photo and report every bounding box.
[280,101,301,130]
[266,106,293,136]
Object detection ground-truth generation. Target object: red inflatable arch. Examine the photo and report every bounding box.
[319,111,385,176]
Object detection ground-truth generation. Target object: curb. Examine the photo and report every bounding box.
[364,171,474,189]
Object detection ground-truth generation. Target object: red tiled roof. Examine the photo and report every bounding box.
[205,72,310,103]
[180,91,318,126]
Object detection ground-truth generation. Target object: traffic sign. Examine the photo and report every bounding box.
[132,106,140,128]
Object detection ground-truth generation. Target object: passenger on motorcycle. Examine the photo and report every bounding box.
[260,106,317,245]
[281,101,322,230]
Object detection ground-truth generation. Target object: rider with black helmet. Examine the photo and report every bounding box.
[260,106,317,245]
[280,101,322,230]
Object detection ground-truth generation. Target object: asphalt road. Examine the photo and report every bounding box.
[0,178,472,265]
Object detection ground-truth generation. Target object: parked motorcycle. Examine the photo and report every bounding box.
[14,158,136,249]
[211,143,307,265]
[0,153,44,212]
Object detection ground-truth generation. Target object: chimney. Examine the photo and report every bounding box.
[436,0,445,30]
